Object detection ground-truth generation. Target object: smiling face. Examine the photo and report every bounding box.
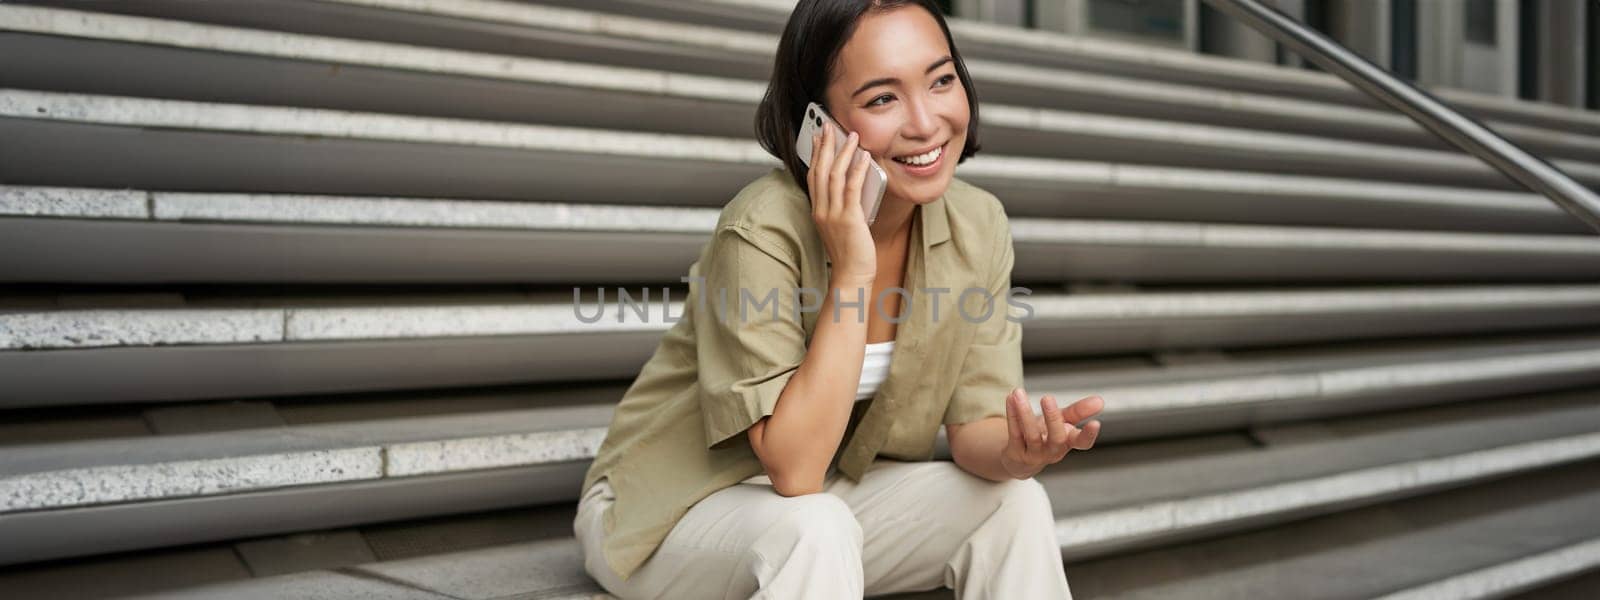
[822,5,970,207]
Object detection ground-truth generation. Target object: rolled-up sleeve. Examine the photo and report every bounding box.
[943,221,1024,426]
[694,223,810,450]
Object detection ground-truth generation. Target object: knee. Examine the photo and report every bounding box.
[927,462,1054,522]
[993,476,1055,521]
[762,493,862,549]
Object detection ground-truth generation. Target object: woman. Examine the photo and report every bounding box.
[574,1,1104,597]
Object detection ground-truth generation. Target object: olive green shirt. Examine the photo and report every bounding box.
[581,167,1024,581]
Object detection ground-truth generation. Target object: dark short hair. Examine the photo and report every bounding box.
[753,0,983,195]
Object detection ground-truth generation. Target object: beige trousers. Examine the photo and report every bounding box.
[574,459,1074,600]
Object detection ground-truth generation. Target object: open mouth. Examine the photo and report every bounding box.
[890,142,947,176]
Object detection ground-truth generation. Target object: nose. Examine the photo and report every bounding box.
[901,95,938,141]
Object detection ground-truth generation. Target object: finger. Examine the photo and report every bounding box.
[815,126,834,213]
[1008,389,1033,452]
[808,133,822,213]
[1072,420,1101,450]
[1041,395,1071,455]
[833,130,859,182]
[1015,390,1042,452]
[1004,388,1026,450]
[830,131,858,217]
[846,148,870,216]
[1065,395,1105,424]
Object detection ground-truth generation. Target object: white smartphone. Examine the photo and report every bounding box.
[795,102,886,225]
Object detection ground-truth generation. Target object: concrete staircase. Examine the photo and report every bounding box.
[3,0,1600,597]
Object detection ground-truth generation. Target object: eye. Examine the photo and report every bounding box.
[865,74,955,107]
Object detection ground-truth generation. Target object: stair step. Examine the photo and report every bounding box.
[18,0,1596,164]
[11,183,1600,285]
[10,391,1599,597]
[7,89,1594,236]
[4,346,1599,564]
[5,6,1598,188]
[5,288,1600,405]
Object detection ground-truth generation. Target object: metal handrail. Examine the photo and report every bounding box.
[1203,0,1600,235]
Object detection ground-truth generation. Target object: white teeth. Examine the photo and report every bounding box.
[893,145,942,166]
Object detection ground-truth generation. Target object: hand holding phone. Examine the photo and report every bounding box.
[796,102,886,225]
[797,104,879,282]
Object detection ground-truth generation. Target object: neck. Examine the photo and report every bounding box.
[868,193,917,245]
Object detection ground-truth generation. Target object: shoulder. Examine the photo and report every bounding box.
[713,168,813,265]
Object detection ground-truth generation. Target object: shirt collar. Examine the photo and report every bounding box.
[922,186,952,249]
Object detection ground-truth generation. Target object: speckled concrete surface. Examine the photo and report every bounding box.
[0,308,282,350]
[1026,285,1600,319]
[0,184,148,218]
[0,408,611,513]
[337,0,774,55]
[284,304,669,340]
[153,191,718,232]
[1,447,382,512]
[0,301,675,350]
[1007,217,1600,251]
[0,88,778,166]
[0,3,765,104]
[1060,345,1600,415]
[120,569,454,599]
[386,427,608,476]
[356,539,595,600]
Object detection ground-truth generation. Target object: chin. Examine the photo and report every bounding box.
[892,174,952,205]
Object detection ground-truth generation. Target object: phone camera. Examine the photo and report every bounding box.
[814,116,822,127]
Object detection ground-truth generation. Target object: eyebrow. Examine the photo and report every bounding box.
[849,56,955,99]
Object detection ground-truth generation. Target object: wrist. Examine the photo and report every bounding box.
[999,453,1039,480]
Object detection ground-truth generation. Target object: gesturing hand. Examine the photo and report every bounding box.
[999,387,1103,480]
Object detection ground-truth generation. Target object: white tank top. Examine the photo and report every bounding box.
[856,341,896,401]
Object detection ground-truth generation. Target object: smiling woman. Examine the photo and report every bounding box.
[575,1,1101,598]
[754,0,984,212]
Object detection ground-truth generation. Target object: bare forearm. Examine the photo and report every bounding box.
[949,416,1029,482]
[751,276,872,495]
